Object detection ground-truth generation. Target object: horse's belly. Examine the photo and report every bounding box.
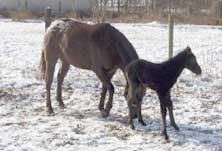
[63,50,92,69]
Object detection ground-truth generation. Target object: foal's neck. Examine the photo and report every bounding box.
[161,53,186,85]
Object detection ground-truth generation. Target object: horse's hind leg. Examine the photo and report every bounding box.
[165,92,179,131]
[45,56,58,114]
[57,61,70,108]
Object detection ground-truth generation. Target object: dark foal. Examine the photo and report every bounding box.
[125,47,202,140]
[40,18,138,116]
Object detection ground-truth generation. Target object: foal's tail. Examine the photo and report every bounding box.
[39,49,46,80]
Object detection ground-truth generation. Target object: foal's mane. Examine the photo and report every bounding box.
[159,48,189,67]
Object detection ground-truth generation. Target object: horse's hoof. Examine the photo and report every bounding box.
[100,110,109,118]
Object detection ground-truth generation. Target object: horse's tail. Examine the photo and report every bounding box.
[40,49,46,80]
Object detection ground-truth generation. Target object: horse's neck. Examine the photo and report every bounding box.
[162,55,186,85]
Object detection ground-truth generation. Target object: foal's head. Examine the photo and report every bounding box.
[184,47,202,75]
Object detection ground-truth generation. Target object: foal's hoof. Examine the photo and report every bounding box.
[47,108,54,116]
[130,124,135,130]
[162,134,169,141]
[164,137,170,143]
[164,136,169,141]
[100,110,109,118]
[161,131,169,141]
[139,120,147,126]
[59,103,65,109]
[172,124,179,131]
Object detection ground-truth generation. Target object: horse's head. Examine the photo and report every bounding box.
[184,47,202,75]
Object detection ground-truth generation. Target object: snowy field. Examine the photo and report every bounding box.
[0,19,222,151]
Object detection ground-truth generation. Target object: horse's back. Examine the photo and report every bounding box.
[44,18,138,71]
[43,19,104,69]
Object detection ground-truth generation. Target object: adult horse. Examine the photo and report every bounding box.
[125,47,202,140]
[40,18,139,117]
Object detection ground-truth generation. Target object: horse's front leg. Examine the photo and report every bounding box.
[165,92,179,131]
[104,83,114,116]
[158,94,168,140]
[99,84,113,118]
[96,69,114,118]
[98,85,107,114]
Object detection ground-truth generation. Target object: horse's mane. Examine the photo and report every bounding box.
[110,25,139,67]
[92,23,139,69]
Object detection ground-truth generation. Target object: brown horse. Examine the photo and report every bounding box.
[125,47,202,140]
[40,18,139,117]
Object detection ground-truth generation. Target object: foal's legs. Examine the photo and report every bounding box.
[56,61,70,108]
[127,81,143,129]
[104,71,117,117]
[128,98,135,129]
[127,86,135,129]
[158,94,168,140]
[165,92,179,131]
[124,73,137,119]
[137,86,146,126]
[45,57,58,114]
[96,69,115,117]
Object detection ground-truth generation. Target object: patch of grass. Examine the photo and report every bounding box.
[9,10,35,21]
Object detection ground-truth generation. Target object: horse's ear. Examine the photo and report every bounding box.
[185,46,192,54]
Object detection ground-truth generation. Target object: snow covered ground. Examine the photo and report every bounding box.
[0,19,221,151]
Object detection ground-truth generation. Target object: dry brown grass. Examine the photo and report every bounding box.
[63,11,77,18]
[0,9,220,25]
[9,10,35,21]
[110,13,219,25]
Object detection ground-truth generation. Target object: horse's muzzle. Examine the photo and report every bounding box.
[196,65,202,75]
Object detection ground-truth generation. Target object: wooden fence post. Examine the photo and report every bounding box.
[58,0,62,16]
[117,0,120,13]
[25,0,28,10]
[218,1,222,18]
[168,14,174,59]
[45,7,52,31]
